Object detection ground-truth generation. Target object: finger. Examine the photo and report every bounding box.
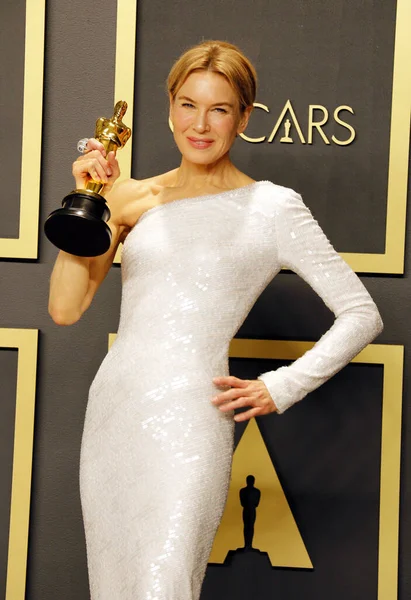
[107,150,117,162]
[218,396,251,412]
[92,151,112,174]
[107,151,119,176]
[84,153,112,179]
[212,387,248,405]
[213,375,248,388]
[86,138,106,156]
[77,149,107,166]
[86,159,108,183]
[234,407,261,422]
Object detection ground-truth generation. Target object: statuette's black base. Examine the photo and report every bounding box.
[44,190,112,257]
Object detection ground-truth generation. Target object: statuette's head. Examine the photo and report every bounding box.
[167,41,257,165]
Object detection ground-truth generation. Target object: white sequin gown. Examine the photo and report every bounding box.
[79,181,382,599]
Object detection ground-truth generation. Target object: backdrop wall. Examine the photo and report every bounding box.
[0,0,410,599]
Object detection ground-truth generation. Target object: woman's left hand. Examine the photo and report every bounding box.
[211,376,278,422]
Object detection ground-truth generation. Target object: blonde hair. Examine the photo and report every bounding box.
[167,40,257,112]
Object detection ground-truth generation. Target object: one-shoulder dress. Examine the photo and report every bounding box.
[79,181,382,599]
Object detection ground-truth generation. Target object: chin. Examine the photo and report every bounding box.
[186,153,220,165]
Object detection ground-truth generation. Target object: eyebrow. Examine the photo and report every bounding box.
[177,95,235,108]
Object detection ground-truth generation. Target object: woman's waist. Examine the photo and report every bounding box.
[115,324,231,354]
[109,339,228,371]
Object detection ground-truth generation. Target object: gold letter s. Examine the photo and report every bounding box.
[332,106,356,146]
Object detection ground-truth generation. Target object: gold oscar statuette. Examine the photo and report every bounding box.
[44,101,132,257]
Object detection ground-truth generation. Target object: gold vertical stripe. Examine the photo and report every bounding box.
[383,0,411,273]
[113,0,138,263]
[378,345,404,599]
[0,0,45,258]
[341,0,411,274]
[3,329,38,600]
[114,0,138,182]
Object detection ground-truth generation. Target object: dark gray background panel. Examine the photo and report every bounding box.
[0,349,18,599]
[0,0,25,238]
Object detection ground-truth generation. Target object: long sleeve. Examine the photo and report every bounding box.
[257,189,383,414]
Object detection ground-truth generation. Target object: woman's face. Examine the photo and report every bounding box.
[169,70,252,165]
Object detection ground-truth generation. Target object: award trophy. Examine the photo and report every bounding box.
[44,101,131,257]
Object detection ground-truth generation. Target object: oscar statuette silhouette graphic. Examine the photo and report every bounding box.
[44,101,131,257]
[240,475,261,550]
[222,474,270,569]
[280,118,293,143]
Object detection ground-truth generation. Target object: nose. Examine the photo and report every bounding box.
[193,110,210,133]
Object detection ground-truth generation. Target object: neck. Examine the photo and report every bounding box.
[173,154,239,190]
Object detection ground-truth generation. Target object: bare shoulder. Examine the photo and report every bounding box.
[106,169,178,202]
[105,169,178,230]
[105,177,142,203]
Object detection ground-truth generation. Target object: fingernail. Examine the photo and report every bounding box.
[211,397,218,403]
[107,169,112,176]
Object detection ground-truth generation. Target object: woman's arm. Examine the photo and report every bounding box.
[257,189,383,413]
[48,183,131,325]
[48,219,123,325]
[48,140,127,325]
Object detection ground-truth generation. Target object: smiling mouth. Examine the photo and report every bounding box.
[187,137,214,149]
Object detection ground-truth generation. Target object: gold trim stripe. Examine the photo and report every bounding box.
[340,0,411,274]
[113,0,138,263]
[0,0,45,258]
[378,343,403,599]
[114,0,138,182]
[2,329,38,600]
[382,0,411,274]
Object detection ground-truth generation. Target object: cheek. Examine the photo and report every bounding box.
[173,108,192,129]
[212,116,238,139]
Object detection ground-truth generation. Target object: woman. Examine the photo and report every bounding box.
[49,40,383,599]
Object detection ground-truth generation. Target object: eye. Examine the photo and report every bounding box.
[214,107,227,114]
[182,102,194,108]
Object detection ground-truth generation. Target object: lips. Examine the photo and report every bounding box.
[187,137,214,150]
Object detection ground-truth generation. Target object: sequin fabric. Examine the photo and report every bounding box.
[79,181,382,599]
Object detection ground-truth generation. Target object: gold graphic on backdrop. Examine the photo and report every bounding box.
[241,101,356,146]
[112,0,137,264]
[0,0,46,258]
[280,118,294,143]
[332,106,356,145]
[308,105,330,144]
[240,102,270,143]
[268,99,306,143]
[2,328,38,600]
[209,418,313,568]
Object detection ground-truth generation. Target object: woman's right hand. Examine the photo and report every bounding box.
[72,138,121,192]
